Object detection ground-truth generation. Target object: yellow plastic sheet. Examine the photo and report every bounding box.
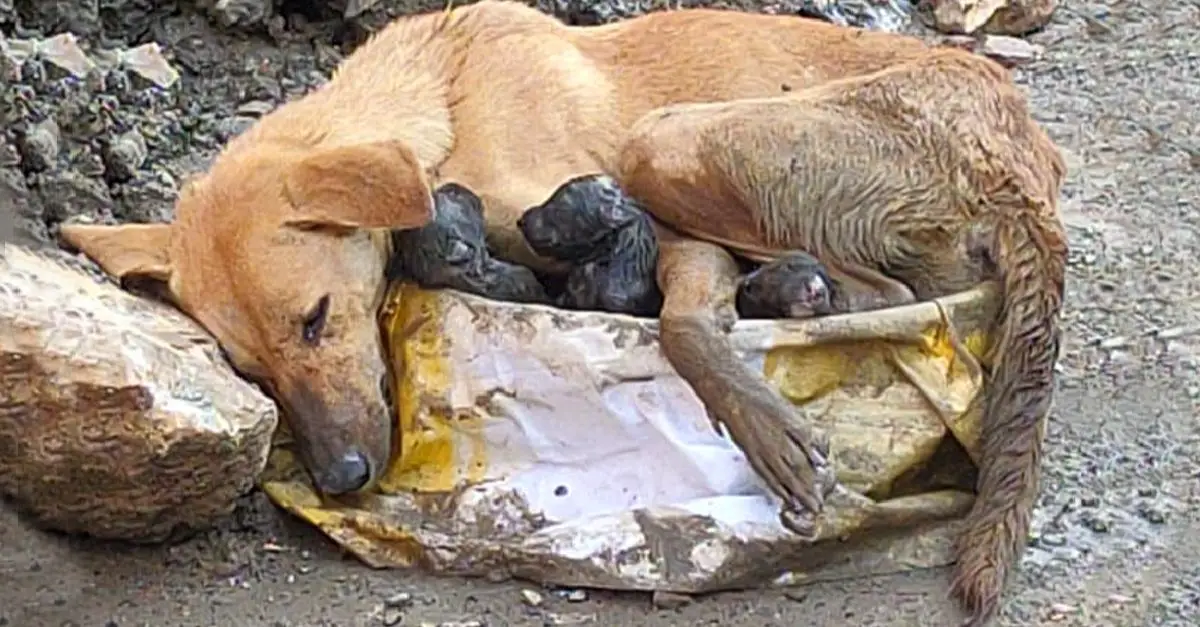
[262,282,998,593]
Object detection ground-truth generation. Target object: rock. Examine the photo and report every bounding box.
[651,590,692,610]
[103,129,149,181]
[931,0,1007,34]
[940,34,1044,68]
[930,0,1056,36]
[381,606,403,626]
[12,0,102,39]
[118,43,180,90]
[980,0,1057,36]
[0,244,278,542]
[342,0,385,19]
[977,34,1044,67]
[200,0,275,29]
[794,0,916,32]
[383,592,413,608]
[17,117,60,172]
[520,589,545,607]
[34,33,95,78]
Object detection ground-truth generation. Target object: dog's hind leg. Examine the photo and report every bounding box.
[654,227,837,536]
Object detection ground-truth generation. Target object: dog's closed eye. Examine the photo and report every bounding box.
[302,294,330,346]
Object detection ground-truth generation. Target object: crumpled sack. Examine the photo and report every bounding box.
[263,282,997,592]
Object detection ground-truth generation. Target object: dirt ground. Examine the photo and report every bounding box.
[3,0,1199,625]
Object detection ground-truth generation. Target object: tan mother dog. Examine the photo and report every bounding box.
[61,2,1066,624]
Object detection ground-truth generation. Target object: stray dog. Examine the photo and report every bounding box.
[519,174,661,316]
[59,3,1066,623]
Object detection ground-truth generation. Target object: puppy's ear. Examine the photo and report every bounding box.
[59,223,174,285]
[282,141,435,233]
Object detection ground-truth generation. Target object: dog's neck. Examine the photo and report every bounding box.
[228,7,467,173]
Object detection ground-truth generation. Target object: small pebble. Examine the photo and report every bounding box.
[544,613,596,625]
[1108,593,1134,604]
[385,592,413,608]
[784,590,808,603]
[651,590,692,610]
[1039,532,1068,547]
[103,129,148,180]
[1087,518,1110,533]
[1050,603,1077,615]
[521,589,545,607]
[1140,508,1166,524]
[18,118,60,172]
[381,607,403,626]
[564,589,587,603]
[977,35,1044,68]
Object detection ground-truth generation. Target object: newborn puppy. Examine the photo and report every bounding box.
[390,183,550,304]
[563,210,662,316]
[737,251,836,319]
[520,174,663,317]
[518,174,641,263]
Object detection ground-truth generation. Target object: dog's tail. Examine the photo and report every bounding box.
[950,178,1068,627]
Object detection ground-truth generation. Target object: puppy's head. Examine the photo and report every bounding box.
[737,253,835,320]
[518,174,640,262]
[60,140,434,496]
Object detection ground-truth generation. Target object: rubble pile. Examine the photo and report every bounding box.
[925,0,1058,66]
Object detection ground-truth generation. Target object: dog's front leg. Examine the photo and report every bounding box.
[654,228,835,537]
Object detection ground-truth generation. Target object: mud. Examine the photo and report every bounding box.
[2,1,1199,626]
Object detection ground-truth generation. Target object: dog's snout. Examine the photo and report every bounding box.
[321,450,373,495]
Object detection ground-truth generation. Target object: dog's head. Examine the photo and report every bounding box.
[60,140,435,496]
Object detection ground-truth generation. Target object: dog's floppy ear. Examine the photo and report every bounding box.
[282,140,435,233]
[59,223,174,284]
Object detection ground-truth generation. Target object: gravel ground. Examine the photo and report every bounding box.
[2,1,1199,626]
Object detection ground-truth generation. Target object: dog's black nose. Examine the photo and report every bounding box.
[321,450,372,494]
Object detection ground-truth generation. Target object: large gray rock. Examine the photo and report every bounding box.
[0,243,278,542]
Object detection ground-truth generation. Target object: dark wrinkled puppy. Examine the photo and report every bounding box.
[737,252,837,319]
[563,211,662,316]
[518,174,641,262]
[391,183,549,304]
[519,174,662,317]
